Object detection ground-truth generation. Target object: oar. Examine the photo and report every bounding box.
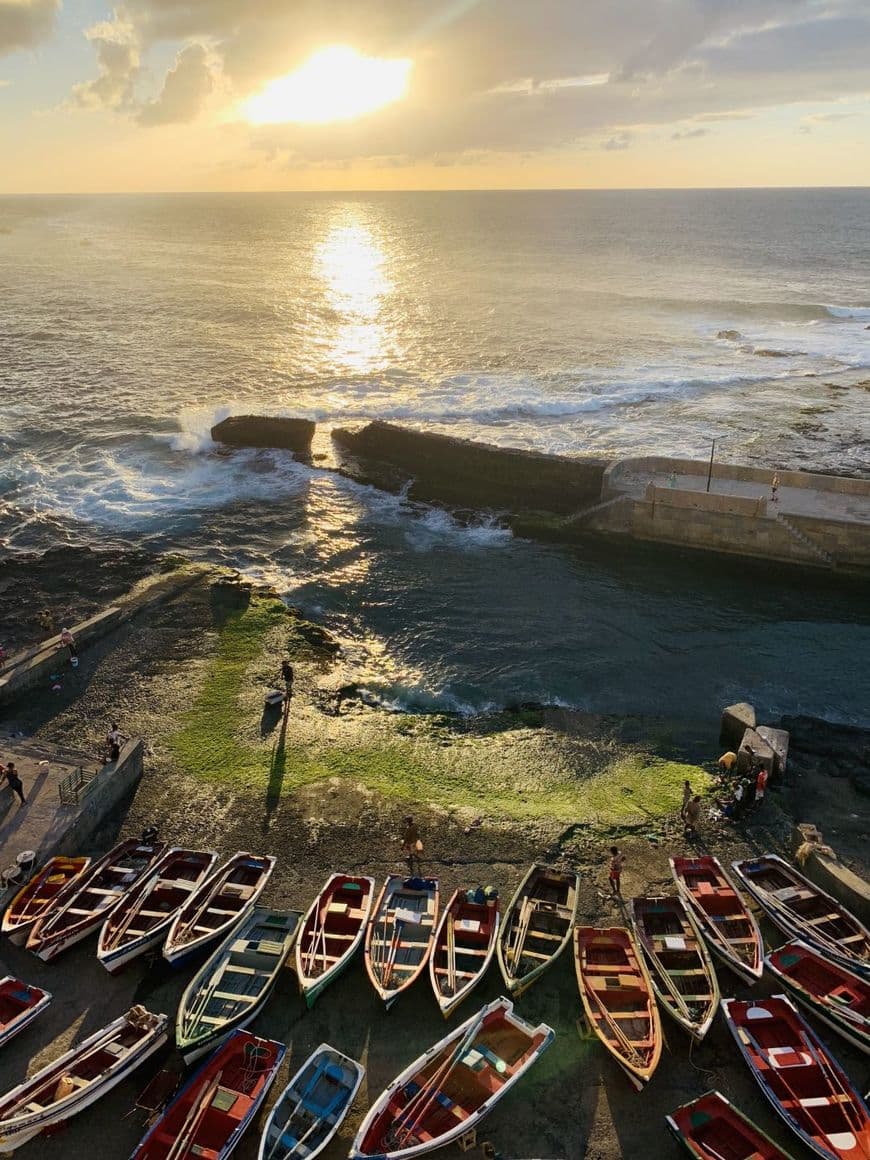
[165,1069,222,1160]
[506,896,533,976]
[584,975,647,1069]
[798,1029,867,1141]
[382,919,405,991]
[445,912,456,997]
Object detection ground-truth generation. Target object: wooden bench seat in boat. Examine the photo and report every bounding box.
[528,929,566,942]
[804,913,841,926]
[212,990,258,1003]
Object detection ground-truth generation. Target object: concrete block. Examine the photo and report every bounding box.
[720,703,756,750]
[757,726,789,777]
[736,727,774,776]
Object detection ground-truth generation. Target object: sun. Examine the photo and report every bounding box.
[243,45,413,126]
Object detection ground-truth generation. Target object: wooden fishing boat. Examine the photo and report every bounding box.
[733,854,870,979]
[131,1030,285,1160]
[2,856,91,946]
[722,994,870,1160]
[667,1089,797,1159]
[295,873,376,1009]
[429,888,500,1018]
[26,838,165,962]
[258,1043,364,1160]
[497,864,579,998]
[176,908,300,1065]
[573,926,662,1090]
[163,852,277,968]
[0,978,51,1051]
[631,895,720,1042]
[766,941,870,1056]
[365,876,439,1009]
[350,996,553,1158]
[97,847,218,974]
[671,855,763,984]
[0,1005,167,1153]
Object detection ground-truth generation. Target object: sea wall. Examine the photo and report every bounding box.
[603,456,870,499]
[332,421,607,513]
[53,741,146,859]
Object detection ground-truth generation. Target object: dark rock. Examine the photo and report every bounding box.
[331,422,607,515]
[211,415,315,455]
[782,714,870,797]
[290,621,341,654]
[720,702,756,750]
[717,329,742,340]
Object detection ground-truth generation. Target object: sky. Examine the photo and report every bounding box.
[1,0,869,193]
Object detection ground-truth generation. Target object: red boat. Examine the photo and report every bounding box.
[722,995,870,1160]
[130,1030,285,1160]
[671,855,763,983]
[667,1089,797,1159]
[2,856,91,946]
[766,941,870,1055]
[0,978,51,1051]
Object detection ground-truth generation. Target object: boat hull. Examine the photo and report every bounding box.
[765,941,870,1056]
[365,876,439,1008]
[2,857,91,946]
[666,1089,797,1160]
[296,874,375,1009]
[497,864,579,998]
[0,980,51,1051]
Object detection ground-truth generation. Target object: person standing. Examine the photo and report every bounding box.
[401,816,423,872]
[684,795,702,837]
[717,751,737,776]
[755,765,769,809]
[105,723,124,763]
[280,659,294,699]
[771,472,780,504]
[608,846,626,896]
[680,779,693,821]
[60,627,78,662]
[4,762,26,806]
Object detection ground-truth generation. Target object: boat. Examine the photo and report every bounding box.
[766,941,870,1055]
[667,1089,797,1159]
[722,994,870,1160]
[0,978,51,1051]
[350,996,553,1158]
[631,895,720,1042]
[365,876,439,1009]
[26,838,165,962]
[0,1005,167,1153]
[258,1044,364,1160]
[733,854,870,979]
[2,856,91,946]
[573,926,662,1090]
[131,1030,285,1160]
[176,908,300,1064]
[671,855,763,983]
[497,864,579,998]
[163,852,277,968]
[429,888,500,1018]
[295,873,376,1009]
[97,847,218,974]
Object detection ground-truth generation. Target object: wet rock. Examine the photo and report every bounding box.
[783,715,870,797]
[720,702,756,750]
[331,421,607,515]
[210,415,315,455]
[290,621,341,654]
[717,329,742,340]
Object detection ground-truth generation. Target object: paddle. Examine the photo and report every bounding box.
[164,1069,222,1160]
[506,896,534,977]
[445,911,456,997]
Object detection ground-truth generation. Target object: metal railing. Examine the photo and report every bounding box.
[58,765,99,806]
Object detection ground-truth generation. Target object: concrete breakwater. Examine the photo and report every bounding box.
[210,417,870,573]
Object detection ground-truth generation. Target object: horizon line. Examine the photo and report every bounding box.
[1,183,869,198]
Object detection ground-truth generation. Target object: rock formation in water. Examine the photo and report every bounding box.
[210,415,315,455]
[331,421,607,515]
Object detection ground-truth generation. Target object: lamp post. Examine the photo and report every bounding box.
[705,437,722,493]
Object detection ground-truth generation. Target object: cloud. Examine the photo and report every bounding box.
[66,0,870,165]
[137,43,214,125]
[0,0,58,56]
[671,126,709,139]
[71,20,140,111]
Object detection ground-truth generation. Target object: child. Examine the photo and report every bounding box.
[608,846,626,895]
[401,816,423,871]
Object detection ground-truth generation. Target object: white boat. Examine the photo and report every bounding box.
[365,876,439,1009]
[350,996,553,1159]
[0,1006,167,1153]
[429,888,500,1018]
[97,847,218,973]
[26,838,165,962]
[163,851,277,968]
[258,1043,364,1160]
[176,907,300,1064]
[295,874,376,1009]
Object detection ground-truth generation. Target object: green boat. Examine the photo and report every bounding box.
[176,907,300,1064]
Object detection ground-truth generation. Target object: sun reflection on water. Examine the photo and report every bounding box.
[313,210,398,373]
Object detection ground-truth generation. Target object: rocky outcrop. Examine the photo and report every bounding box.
[783,715,870,797]
[331,422,607,514]
[719,702,756,751]
[210,415,315,455]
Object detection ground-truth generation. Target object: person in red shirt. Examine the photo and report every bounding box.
[608,846,626,895]
[755,765,769,808]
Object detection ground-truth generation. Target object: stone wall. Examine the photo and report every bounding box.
[789,513,870,568]
[54,740,145,859]
[645,484,768,518]
[604,456,870,499]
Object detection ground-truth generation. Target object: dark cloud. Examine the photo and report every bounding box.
[137,43,214,125]
[0,0,58,56]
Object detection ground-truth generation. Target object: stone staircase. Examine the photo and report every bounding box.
[562,493,632,527]
[775,512,836,567]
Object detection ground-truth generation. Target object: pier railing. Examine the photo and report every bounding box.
[58,765,99,806]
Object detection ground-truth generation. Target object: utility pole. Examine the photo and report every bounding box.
[706,438,717,493]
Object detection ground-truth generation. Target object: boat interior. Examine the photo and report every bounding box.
[267,1054,355,1154]
[299,878,371,978]
[432,899,494,991]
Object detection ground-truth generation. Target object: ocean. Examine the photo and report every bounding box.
[1,189,868,722]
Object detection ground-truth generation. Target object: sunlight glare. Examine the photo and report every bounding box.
[244,46,412,125]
